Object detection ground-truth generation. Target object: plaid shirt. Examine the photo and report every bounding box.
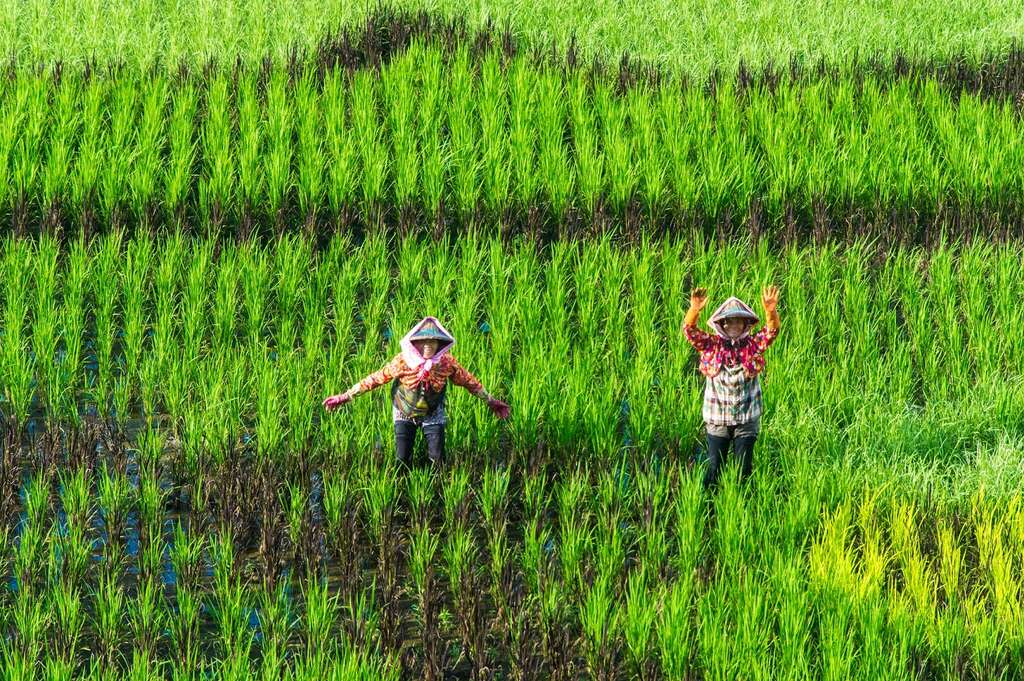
[684,324,779,426]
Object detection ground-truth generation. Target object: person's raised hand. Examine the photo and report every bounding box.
[487,397,511,420]
[322,393,352,411]
[761,285,780,313]
[690,287,708,310]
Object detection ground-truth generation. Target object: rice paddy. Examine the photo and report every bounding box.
[3,3,1024,679]
[0,232,1023,678]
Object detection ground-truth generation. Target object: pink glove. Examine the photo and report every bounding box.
[322,393,352,411]
[487,397,511,420]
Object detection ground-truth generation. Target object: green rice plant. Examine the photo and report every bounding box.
[405,467,433,530]
[96,464,133,569]
[13,474,49,595]
[130,576,165,660]
[211,245,238,353]
[89,232,123,419]
[670,468,705,576]
[656,87,697,218]
[99,79,138,228]
[40,74,79,229]
[889,498,938,618]
[414,43,447,223]
[47,584,84,670]
[3,589,49,676]
[168,521,205,593]
[937,518,964,612]
[130,76,167,226]
[209,529,253,677]
[301,265,328,366]
[120,234,153,392]
[150,231,184,381]
[658,575,693,680]
[263,69,293,232]
[197,73,234,230]
[322,70,357,227]
[284,479,310,561]
[596,83,635,218]
[125,648,162,681]
[854,598,897,681]
[31,236,61,420]
[255,581,293,677]
[441,464,471,528]
[240,239,272,348]
[254,351,285,461]
[927,606,970,681]
[383,52,419,225]
[443,516,487,676]
[593,485,627,584]
[580,572,620,681]
[478,466,510,536]
[275,234,310,353]
[768,549,811,681]
[632,464,671,581]
[535,68,573,222]
[733,570,776,679]
[233,71,262,230]
[445,47,481,222]
[341,579,382,658]
[507,56,539,216]
[350,71,387,227]
[478,50,512,220]
[9,74,47,230]
[294,71,325,230]
[408,523,443,679]
[181,237,213,364]
[2,239,36,427]
[169,584,202,674]
[302,575,341,660]
[622,570,657,681]
[569,72,603,219]
[963,587,1005,677]
[557,468,592,595]
[92,572,126,667]
[818,599,857,681]
[165,80,198,225]
[0,78,22,226]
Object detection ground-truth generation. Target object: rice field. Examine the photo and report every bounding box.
[3,3,1024,678]
[4,0,1023,78]
[3,31,1024,240]
[1,232,1023,678]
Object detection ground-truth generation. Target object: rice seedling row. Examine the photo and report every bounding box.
[3,37,1024,242]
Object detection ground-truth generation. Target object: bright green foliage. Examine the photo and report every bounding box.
[3,0,1022,79]
[2,46,1024,235]
[1,232,1023,676]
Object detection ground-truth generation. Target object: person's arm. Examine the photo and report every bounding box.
[750,285,781,351]
[343,355,404,399]
[682,287,715,351]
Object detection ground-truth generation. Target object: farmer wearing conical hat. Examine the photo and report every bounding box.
[322,317,511,467]
[683,286,781,490]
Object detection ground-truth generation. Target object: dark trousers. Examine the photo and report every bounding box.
[704,427,758,490]
[394,420,446,468]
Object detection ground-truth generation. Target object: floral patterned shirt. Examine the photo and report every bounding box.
[346,353,489,424]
